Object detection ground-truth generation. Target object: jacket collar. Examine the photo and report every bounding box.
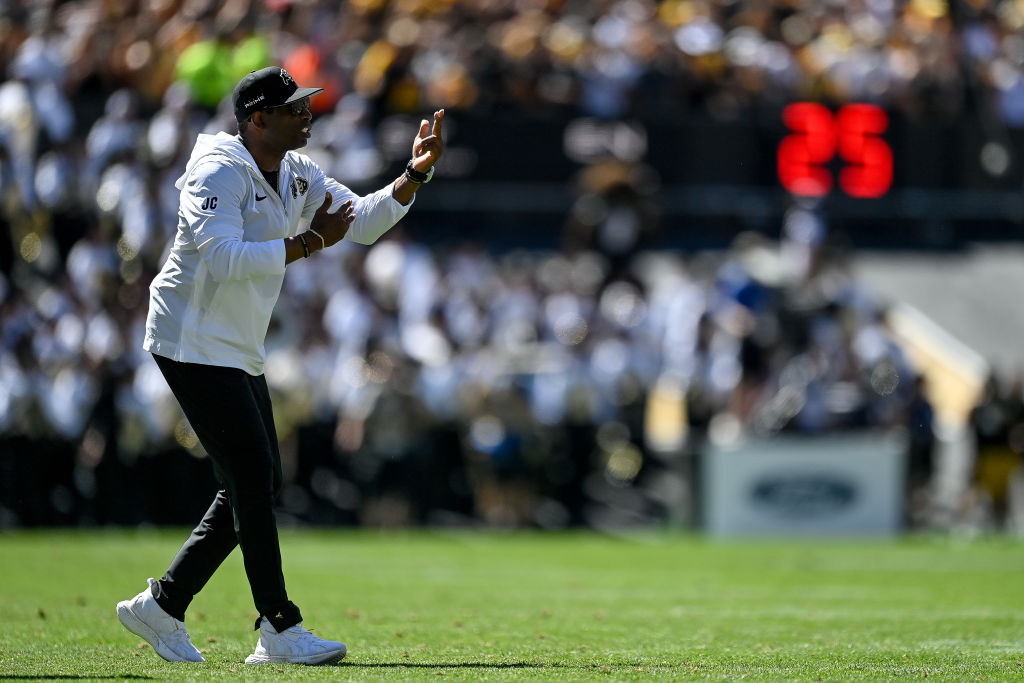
[175,132,265,189]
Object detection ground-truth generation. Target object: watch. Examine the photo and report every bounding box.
[405,161,434,184]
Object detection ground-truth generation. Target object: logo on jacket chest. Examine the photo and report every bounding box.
[290,176,309,199]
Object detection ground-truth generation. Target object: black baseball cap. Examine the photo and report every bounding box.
[232,66,323,122]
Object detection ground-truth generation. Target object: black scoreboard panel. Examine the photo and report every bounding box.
[403,106,1023,249]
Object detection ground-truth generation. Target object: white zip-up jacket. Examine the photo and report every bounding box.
[143,131,412,375]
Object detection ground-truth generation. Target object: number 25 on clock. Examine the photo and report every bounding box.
[777,102,893,199]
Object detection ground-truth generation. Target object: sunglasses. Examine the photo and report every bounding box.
[266,96,311,117]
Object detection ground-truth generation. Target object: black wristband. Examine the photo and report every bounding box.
[297,233,310,258]
[404,160,433,184]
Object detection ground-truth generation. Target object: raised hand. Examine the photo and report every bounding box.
[308,193,355,251]
[410,109,445,173]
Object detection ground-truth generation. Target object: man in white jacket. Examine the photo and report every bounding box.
[115,66,444,666]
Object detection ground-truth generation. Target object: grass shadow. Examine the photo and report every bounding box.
[343,662,548,669]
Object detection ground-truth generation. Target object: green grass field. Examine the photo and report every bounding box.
[1,529,1022,681]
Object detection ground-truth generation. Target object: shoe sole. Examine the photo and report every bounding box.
[244,647,347,666]
[116,601,204,663]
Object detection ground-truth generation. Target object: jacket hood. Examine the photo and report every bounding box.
[175,132,256,189]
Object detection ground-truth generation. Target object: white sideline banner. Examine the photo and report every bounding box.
[702,432,906,536]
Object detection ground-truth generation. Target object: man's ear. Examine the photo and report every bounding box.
[250,111,266,130]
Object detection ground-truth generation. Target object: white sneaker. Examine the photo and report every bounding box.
[244,618,347,665]
[116,578,205,663]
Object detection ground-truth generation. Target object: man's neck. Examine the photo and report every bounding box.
[242,138,285,173]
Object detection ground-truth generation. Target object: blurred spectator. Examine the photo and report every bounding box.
[0,76,39,211]
[563,158,660,272]
[967,372,1024,529]
[903,374,936,528]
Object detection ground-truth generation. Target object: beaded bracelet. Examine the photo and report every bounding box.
[307,228,326,251]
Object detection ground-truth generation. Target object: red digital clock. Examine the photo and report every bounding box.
[778,102,893,198]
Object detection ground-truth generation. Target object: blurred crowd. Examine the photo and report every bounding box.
[4,0,1024,529]
[0,193,934,530]
[3,0,1024,133]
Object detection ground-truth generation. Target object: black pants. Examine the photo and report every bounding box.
[150,354,302,632]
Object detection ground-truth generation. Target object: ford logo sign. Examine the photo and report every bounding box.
[750,475,857,517]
